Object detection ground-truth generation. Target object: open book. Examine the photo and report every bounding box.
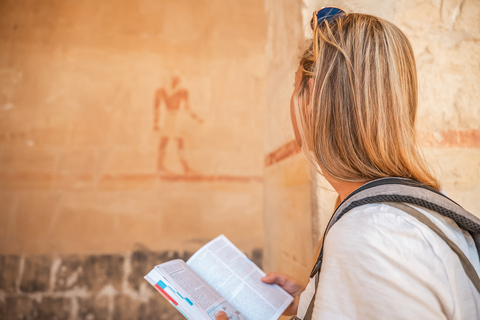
[144,235,293,320]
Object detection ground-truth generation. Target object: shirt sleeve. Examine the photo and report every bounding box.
[312,204,453,320]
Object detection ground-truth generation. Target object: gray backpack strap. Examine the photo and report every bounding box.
[289,273,319,320]
[386,202,480,293]
[311,177,480,278]
[302,177,480,319]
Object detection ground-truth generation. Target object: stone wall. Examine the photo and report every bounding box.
[0,0,266,256]
[0,0,267,318]
[1,0,479,318]
[0,249,262,319]
[263,0,317,286]
[0,1,266,254]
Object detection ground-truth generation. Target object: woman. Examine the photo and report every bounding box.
[218,8,480,320]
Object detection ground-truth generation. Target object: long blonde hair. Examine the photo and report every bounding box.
[294,13,440,190]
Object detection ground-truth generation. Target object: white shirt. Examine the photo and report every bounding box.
[297,203,480,320]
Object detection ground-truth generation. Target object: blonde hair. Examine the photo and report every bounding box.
[294,13,440,190]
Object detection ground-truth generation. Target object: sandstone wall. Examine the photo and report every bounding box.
[0,0,266,318]
[263,0,315,282]
[1,0,479,319]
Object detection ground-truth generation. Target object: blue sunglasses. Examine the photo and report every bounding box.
[310,7,346,29]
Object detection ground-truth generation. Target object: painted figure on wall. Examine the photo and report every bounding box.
[154,76,203,175]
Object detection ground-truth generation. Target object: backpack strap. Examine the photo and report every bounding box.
[310,177,480,278]
[293,178,480,320]
[385,202,480,293]
[289,273,319,320]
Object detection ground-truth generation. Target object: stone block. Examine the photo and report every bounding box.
[49,195,176,252]
[54,255,86,291]
[1,103,70,147]
[32,297,71,320]
[113,295,182,320]
[98,174,156,191]
[0,147,57,173]
[3,296,34,320]
[158,181,264,250]
[182,251,194,261]
[12,192,60,253]
[27,123,70,148]
[129,250,180,292]
[0,170,53,190]
[264,154,315,278]
[250,248,263,269]
[0,193,16,247]
[20,255,51,293]
[0,147,55,189]
[54,148,98,190]
[0,255,21,293]
[161,206,204,240]
[101,147,156,176]
[69,107,111,147]
[78,296,110,320]
[424,149,480,186]
[83,254,124,293]
[0,300,4,319]
[46,205,127,253]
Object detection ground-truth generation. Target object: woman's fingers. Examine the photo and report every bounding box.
[261,272,305,296]
[215,311,229,320]
[262,272,288,285]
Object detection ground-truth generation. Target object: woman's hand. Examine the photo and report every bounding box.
[215,273,305,318]
[262,272,305,315]
[215,311,229,320]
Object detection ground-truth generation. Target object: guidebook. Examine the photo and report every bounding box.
[144,235,294,320]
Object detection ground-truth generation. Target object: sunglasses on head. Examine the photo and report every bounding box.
[310,7,346,60]
[310,6,346,30]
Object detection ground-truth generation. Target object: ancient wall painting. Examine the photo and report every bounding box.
[152,75,263,184]
[153,75,203,176]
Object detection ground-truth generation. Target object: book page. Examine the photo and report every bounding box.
[146,259,247,320]
[187,235,294,320]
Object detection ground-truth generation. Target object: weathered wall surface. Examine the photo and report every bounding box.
[0,0,266,256]
[263,0,316,288]
[0,0,266,318]
[0,250,262,320]
[1,0,479,319]
[404,0,480,214]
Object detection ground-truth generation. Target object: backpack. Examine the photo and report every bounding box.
[291,177,480,320]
